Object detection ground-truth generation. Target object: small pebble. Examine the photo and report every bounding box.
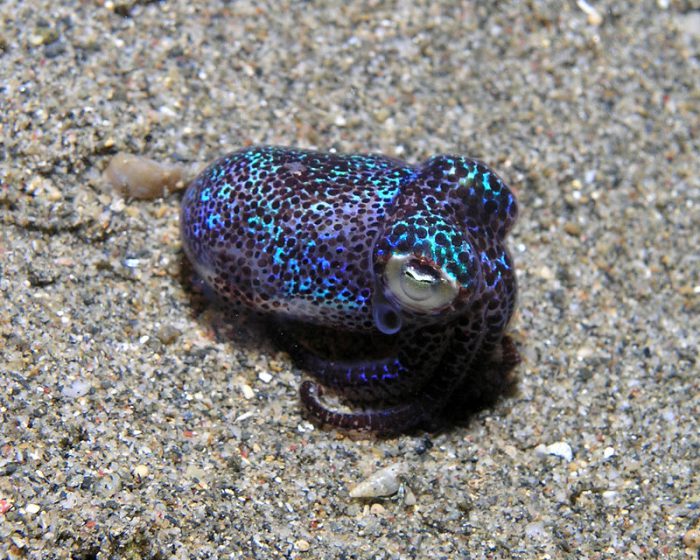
[258,371,273,384]
[156,325,180,345]
[537,266,555,281]
[563,222,582,236]
[683,528,700,549]
[535,442,573,462]
[369,503,386,515]
[295,539,310,552]
[104,153,185,199]
[132,464,149,480]
[11,535,27,549]
[240,384,255,400]
[25,503,41,515]
[602,490,618,504]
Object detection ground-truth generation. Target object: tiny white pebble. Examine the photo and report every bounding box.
[602,490,618,503]
[295,539,310,552]
[124,258,141,268]
[535,441,573,462]
[537,266,554,281]
[241,384,255,399]
[258,371,273,384]
[133,464,149,479]
[603,446,615,459]
[110,197,126,213]
[25,503,41,515]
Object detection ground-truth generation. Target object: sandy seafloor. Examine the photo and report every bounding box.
[1,1,699,558]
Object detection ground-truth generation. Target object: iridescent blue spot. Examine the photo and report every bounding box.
[273,247,285,266]
[481,172,491,192]
[217,184,233,200]
[205,213,221,230]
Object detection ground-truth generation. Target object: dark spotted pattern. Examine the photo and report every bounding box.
[181,146,519,433]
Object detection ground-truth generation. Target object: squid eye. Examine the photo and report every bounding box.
[402,261,442,301]
[384,254,459,313]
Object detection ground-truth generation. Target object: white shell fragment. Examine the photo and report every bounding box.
[104,153,185,199]
[535,441,574,462]
[576,0,603,26]
[349,463,408,498]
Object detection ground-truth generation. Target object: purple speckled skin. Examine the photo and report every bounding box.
[181,146,519,433]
